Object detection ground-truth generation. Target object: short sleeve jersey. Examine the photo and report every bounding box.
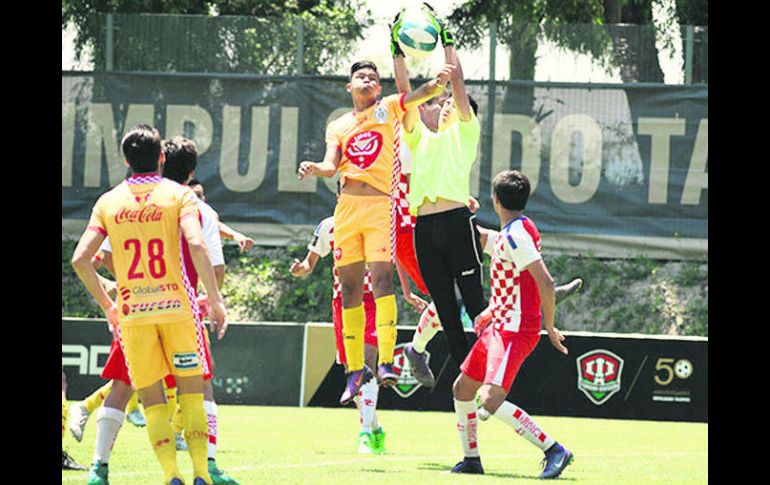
[489,216,543,333]
[196,199,224,267]
[325,93,407,195]
[87,174,200,326]
[308,216,373,300]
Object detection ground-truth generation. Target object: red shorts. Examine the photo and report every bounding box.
[102,321,214,388]
[395,227,429,295]
[332,293,377,366]
[460,325,540,392]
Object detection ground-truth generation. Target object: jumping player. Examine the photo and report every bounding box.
[297,59,456,404]
[290,205,386,454]
[71,124,227,485]
[449,170,573,479]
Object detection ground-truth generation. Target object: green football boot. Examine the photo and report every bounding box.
[371,427,386,455]
[208,458,239,485]
[87,461,109,485]
[357,431,376,454]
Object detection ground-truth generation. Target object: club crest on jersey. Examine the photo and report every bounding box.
[576,349,624,405]
[391,343,431,398]
[374,106,388,124]
[345,131,383,170]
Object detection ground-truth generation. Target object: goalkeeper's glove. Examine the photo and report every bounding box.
[389,11,405,57]
[421,2,455,48]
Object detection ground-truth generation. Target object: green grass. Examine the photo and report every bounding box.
[62,405,708,484]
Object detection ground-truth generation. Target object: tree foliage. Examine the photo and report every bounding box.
[62,0,372,75]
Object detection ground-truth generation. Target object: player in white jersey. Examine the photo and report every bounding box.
[450,170,573,479]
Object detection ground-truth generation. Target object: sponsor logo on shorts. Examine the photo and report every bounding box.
[173,352,200,370]
[391,343,431,398]
[576,349,624,405]
[345,131,383,170]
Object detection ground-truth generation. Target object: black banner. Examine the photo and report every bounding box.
[307,328,707,423]
[62,73,707,258]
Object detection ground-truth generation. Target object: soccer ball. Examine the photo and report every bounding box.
[396,7,439,59]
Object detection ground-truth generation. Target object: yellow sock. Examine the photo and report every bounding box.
[83,381,113,413]
[144,403,181,483]
[342,304,366,371]
[126,391,140,414]
[165,384,179,425]
[178,393,213,483]
[62,398,68,441]
[375,294,398,365]
[171,404,183,435]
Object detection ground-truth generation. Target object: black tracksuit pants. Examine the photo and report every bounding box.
[414,207,487,367]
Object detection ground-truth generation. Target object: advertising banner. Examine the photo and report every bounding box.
[62,319,304,405]
[62,73,707,259]
[304,325,707,423]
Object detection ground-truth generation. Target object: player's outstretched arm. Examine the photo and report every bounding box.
[526,259,566,355]
[72,230,117,327]
[298,143,341,180]
[219,222,254,253]
[290,251,320,278]
[403,64,455,111]
[181,215,228,340]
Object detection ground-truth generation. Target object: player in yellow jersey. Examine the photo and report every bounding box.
[298,60,456,404]
[71,124,227,485]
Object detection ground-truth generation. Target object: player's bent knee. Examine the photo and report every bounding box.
[452,374,476,400]
[104,380,135,409]
[480,386,506,414]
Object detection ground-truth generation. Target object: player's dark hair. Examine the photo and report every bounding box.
[350,60,378,78]
[467,94,479,116]
[493,170,531,211]
[162,136,198,184]
[188,178,202,188]
[121,124,162,174]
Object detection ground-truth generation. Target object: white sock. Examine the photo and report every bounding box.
[358,378,378,433]
[454,399,480,458]
[493,401,555,451]
[93,406,124,463]
[412,302,441,354]
[204,400,217,459]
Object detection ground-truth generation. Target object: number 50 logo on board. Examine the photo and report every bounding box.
[576,349,624,406]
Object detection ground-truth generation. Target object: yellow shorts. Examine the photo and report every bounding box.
[119,320,204,390]
[333,193,392,267]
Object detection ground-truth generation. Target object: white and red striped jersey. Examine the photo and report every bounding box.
[308,216,373,300]
[488,216,543,333]
[393,124,417,231]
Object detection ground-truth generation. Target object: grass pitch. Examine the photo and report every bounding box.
[62,404,707,484]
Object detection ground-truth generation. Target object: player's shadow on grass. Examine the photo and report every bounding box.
[418,462,575,481]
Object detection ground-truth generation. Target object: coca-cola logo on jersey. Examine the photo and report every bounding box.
[114,204,164,224]
[345,131,383,170]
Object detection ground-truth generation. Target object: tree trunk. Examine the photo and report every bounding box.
[603,0,665,83]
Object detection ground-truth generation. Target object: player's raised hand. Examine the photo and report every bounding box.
[297,161,319,180]
[547,327,568,355]
[290,258,311,277]
[389,10,405,57]
[436,64,455,87]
